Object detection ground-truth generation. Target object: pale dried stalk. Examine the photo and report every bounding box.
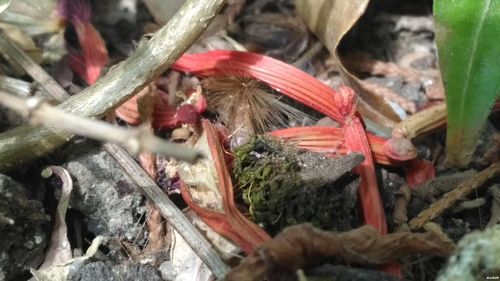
[0,74,32,97]
[0,91,202,162]
[409,162,500,230]
[0,0,224,171]
[0,31,67,101]
[392,103,447,139]
[104,143,230,279]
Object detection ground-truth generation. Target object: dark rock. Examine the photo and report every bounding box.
[0,174,48,280]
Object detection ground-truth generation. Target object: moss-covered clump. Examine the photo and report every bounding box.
[233,136,361,235]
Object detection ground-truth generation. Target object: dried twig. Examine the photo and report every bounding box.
[0,91,202,162]
[0,31,67,101]
[409,162,500,230]
[392,103,447,139]
[487,185,500,227]
[292,41,323,68]
[0,74,32,97]
[393,184,411,230]
[105,143,230,278]
[0,0,225,171]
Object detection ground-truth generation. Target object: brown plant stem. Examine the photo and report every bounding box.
[0,0,224,171]
[104,143,230,278]
[409,162,500,230]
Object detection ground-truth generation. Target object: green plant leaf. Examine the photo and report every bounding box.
[434,0,500,167]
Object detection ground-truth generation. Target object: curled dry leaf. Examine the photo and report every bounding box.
[31,236,105,281]
[39,166,73,269]
[296,0,401,128]
[225,223,455,281]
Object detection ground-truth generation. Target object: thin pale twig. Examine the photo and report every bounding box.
[0,91,203,163]
[0,31,67,101]
[104,143,230,278]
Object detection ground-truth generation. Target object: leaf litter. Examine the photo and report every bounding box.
[1,0,499,280]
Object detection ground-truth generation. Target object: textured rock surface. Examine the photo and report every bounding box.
[0,174,47,280]
[68,261,162,281]
[61,140,146,242]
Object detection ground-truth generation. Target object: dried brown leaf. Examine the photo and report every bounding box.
[296,0,400,128]
[39,166,73,269]
[225,223,455,281]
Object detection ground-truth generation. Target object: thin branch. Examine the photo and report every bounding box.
[392,103,447,139]
[0,74,32,97]
[0,32,67,101]
[0,91,203,163]
[104,143,230,279]
[0,0,224,171]
[409,162,500,230]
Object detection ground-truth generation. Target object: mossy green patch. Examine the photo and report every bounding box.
[233,135,360,235]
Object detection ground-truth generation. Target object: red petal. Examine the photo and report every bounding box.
[271,126,402,166]
[173,51,343,121]
[175,104,198,124]
[405,159,435,188]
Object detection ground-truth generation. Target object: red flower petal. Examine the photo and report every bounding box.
[405,159,435,188]
[173,51,343,121]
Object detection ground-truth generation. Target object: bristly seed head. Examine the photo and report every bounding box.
[202,74,313,147]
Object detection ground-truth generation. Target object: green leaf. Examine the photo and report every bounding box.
[434,0,500,167]
[0,0,11,14]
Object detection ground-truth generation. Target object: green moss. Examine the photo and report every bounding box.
[233,136,359,235]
